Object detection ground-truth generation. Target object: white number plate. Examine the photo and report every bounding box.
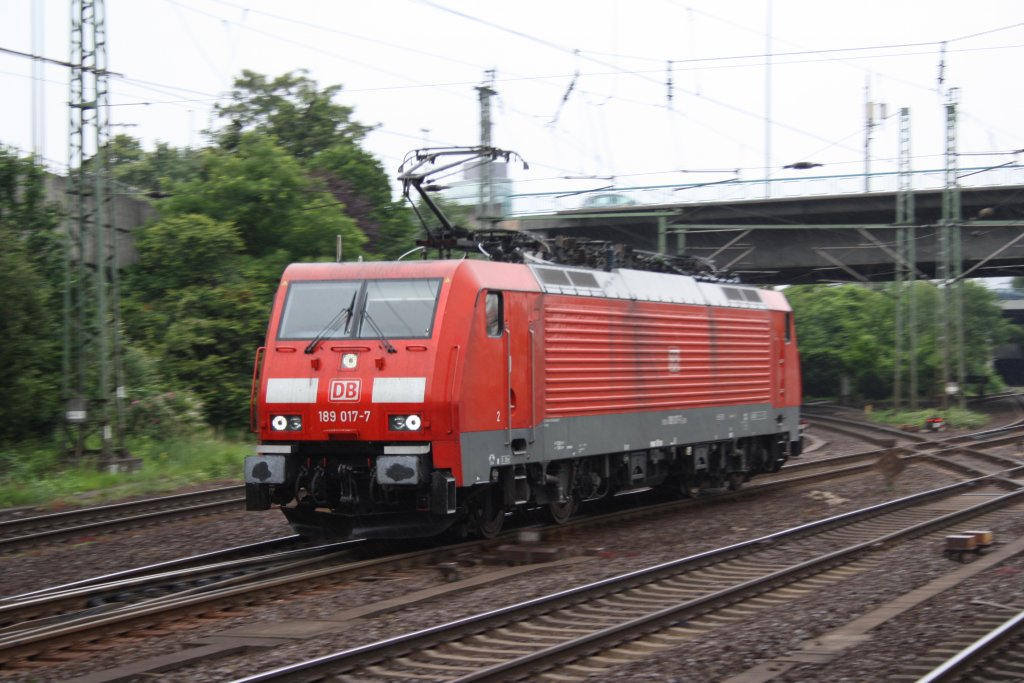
[318,410,372,423]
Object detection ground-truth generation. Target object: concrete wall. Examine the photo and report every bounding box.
[45,173,156,268]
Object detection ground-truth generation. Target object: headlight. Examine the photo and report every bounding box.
[389,414,422,431]
[270,415,302,431]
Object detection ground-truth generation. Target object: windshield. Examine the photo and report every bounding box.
[278,278,442,341]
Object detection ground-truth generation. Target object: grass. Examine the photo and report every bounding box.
[865,406,991,431]
[0,433,251,511]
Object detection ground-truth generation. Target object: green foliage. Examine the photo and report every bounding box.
[159,134,365,261]
[0,435,249,509]
[786,285,893,399]
[0,149,63,443]
[130,214,246,296]
[311,144,418,259]
[158,283,271,426]
[119,345,206,438]
[126,391,206,439]
[112,70,412,429]
[123,214,274,428]
[103,134,203,197]
[213,69,372,159]
[788,281,1012,402]
[210,69,417,258]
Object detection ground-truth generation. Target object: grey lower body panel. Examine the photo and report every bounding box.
[459,404,800,485]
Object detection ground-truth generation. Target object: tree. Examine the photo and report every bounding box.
[212,70,418,258]
[158,283,271,427]
[213,70,371,159]
[123,214,273,427]
[103,134,203,198]
[786,284,893,400]
[311,145,418,259]
[159,134,365,262]
[788,281,1012,402]
[112,70,427,428]
[0,149,63,442]
[124,214,247,335]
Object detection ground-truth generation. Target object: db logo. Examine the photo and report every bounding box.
[329,379,361,402]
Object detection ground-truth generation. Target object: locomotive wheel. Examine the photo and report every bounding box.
[727,473,745,491]
[679,480,700,498]
[761,445,783,473]
[543,497,576,525]
[469,488,505,539]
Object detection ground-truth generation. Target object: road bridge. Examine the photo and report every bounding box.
[505,174,1024,286]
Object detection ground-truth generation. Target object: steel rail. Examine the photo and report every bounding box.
[2,534,302,602]
[0,486,245,551]
[228,483,1024,683]
[0,538,362,634]
[804,398,1024,446]
[0,467,991,666]
[0,457,879,644]
[916,610,1024,683]
[455,492,1024,683]
[804,411,930,446]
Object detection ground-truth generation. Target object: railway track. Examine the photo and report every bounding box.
[0,463,845,652]
[4,406,1020,679]
[910,608,1024,682]
[0,456,963,676]
[805,407,1024,481]
[0,535,349,633]
[803,409,927,448]
[220,480,1024,682]
[911,440,1024,481]
[0,485,245,552]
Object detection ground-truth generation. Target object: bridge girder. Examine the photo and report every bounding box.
[518,185,1024,285]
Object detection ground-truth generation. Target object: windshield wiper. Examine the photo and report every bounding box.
[304,291,357,354]
[360,309,397,354]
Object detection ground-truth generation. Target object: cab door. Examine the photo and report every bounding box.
[461,290,534,448]
[504,292,536,439]
[771,310,793,407]
[459,289,509,437]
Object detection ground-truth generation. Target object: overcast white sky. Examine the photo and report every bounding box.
[2,0,1023,201]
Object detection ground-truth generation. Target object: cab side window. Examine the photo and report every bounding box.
[485,291,503,337]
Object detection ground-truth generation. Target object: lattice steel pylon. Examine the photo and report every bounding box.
[62,0,128,461]
[893,107,918,410]
[937,88,965,410]
[475,70,500,228]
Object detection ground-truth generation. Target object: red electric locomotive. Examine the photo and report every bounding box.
[244,147,802,539]
[245,257,802,538]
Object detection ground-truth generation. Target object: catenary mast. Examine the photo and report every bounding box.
[63,0,129,463]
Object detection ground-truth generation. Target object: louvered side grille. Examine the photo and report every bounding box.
[543,301,772,417]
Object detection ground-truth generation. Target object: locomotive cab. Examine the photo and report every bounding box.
[244,260,539,539]
[245,263,458,538]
